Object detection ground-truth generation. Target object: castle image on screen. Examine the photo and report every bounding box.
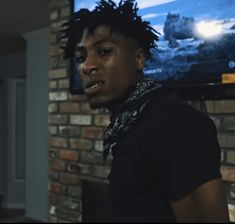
[74,0,235,86]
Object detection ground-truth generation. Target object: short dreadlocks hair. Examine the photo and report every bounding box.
[60,0,159,59]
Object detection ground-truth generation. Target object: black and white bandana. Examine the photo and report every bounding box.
[103,78,162,160]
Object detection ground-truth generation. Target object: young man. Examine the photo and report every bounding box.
[61,0,229,222]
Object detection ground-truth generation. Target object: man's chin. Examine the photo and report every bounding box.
[88,100,107,110]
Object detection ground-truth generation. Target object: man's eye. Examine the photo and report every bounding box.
[98,48,113,56]
[75,55,85,63]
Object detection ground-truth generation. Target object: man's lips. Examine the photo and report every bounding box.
[85,80,105,89]
[84,80,105,95]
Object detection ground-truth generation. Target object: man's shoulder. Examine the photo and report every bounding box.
[146,89,214,129]
[147,89,190,116]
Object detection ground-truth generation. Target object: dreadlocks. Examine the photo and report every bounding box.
[60,0,159,59]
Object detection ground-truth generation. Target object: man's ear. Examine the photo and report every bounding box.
[135,48,146,71]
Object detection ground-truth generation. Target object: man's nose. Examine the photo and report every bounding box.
[82,53,98,75]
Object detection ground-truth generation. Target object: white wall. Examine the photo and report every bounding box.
[24,28,49,222]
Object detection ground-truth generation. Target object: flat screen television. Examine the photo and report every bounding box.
[68,0,235,99]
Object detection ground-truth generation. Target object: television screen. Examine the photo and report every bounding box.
[69,0,235,98]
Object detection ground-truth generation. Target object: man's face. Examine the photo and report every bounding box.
[76,25,144,109]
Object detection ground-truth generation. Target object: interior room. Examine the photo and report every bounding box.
[0,0,235,222]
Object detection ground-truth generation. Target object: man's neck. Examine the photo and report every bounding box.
[107,75,145,116]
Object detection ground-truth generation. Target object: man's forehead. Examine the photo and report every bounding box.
[80,25,113,43]
[77,25,138,50]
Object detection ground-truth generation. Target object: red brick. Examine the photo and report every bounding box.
[48,103,58,113]
[49,91,68,101]
[228,203,235,222]
[51,21,66,33]
[60,7,70,18]
[56,195,80,211]
[59,102,80,113]
[59,126,80,137]
[218,133,235,148]
[49,137,68,148]
[58,79,69,89]
[49,114,68,124]
[224,116,235,131]
[80,103,100,114]
[49,216,58,223]
[67,162,81,173]
[59,173,80,185]
[50,47,63,57]
[49,193,58,205]
[50,0,69,8]
[77,163,90,175]
[67,186,82,198]
[91,165,111,178]
[69,138,93,150]
[49,11,59,21]
[70,115,91,125]
[81,152,103,164]
[49,148,59,159]
[59,149,79,161]
[49,68,67,79]
[221,166,235,182]
[50,159,66,171]
[94,140,103,152]
[50,56,60,69]
[226,151,235,165]
[49,80,57,89]
[50,33,57,44]
[49,126,58,135]
[206,100,235,113]
[54,206,80,222]
[50,182,66,194]
[49,171,59,182]
[69,94,87,102]
[94,115,110,127]
[81,127,104,139]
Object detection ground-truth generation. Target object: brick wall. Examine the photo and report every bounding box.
[206,100,235,222]
[48,0,235,222]
[48,1,110,222]
[206,100,235,177]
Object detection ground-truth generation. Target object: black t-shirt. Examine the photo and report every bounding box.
[108,91,221,222]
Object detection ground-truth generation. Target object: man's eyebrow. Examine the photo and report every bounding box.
[93,37,113,46]
[76,36,115,51]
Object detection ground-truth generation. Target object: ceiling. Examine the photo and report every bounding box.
[0,0,49,55]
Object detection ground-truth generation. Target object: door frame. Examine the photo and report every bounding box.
[3,77,26,209]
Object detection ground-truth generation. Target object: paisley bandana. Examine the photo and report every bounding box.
[103,78,162,160]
